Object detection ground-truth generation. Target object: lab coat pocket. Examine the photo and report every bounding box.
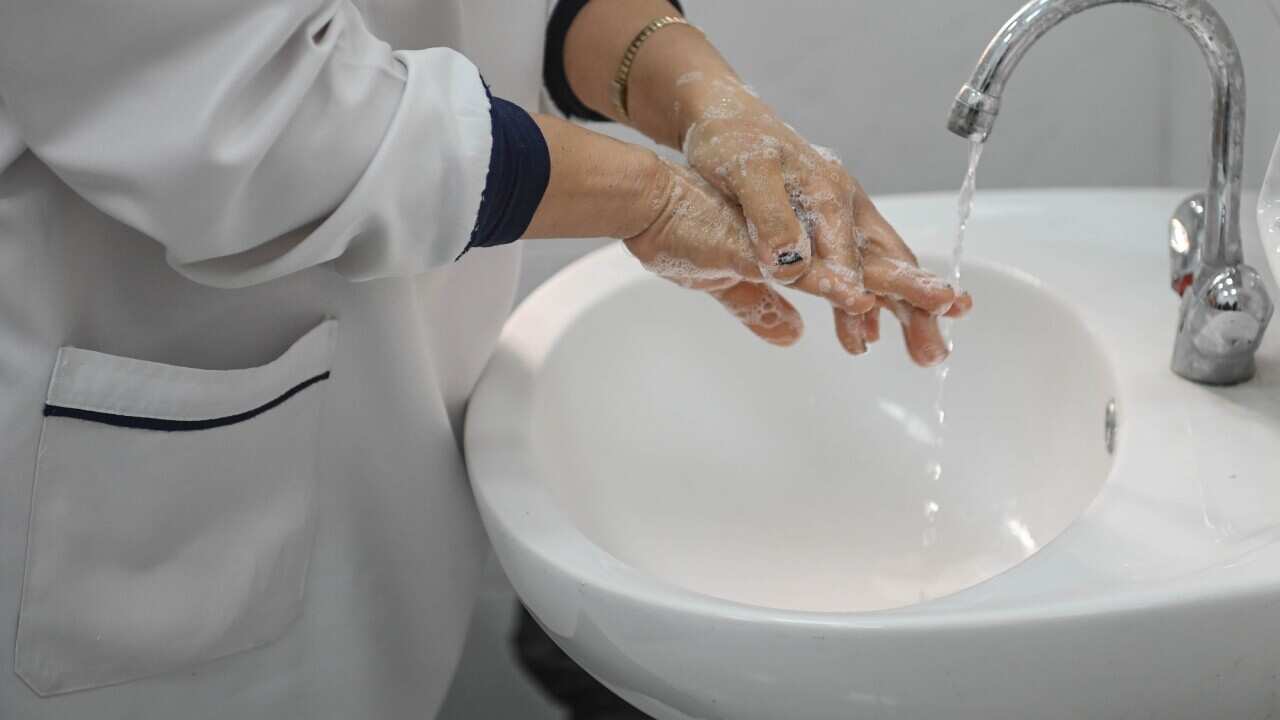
[15,319,338,697]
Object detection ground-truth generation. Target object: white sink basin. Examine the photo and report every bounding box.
[527,257,1114,613]
[465,189,1280,720]
[1261,137,1280,288]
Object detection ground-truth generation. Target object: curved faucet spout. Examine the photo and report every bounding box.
[948,0,1270,385]
[948,0,1244,269]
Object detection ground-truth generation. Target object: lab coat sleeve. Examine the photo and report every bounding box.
[0,0,493,287]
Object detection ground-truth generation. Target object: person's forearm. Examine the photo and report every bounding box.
[523,113,666,240]
[563,0,739,149]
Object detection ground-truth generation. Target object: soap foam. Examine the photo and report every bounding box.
[641,253,738,290]
[635,161,759,289]
[713,289,802,332]
[811,144,842,166]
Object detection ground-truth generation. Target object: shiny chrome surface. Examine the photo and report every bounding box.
[948,0,1272,384]
[1169,192,1205,294]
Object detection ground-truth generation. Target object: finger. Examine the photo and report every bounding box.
[788,181,875,313]
[945,291,974,318]
[800,178,880,354]
[798,175,875,306]
[651,163,767,285]
[887,299,949,367]
[851,189,915,263]
[833,308,868,355]
[800,177,859,263]
[727,156,813,285]
[865,303,881,342]
[864,256,958,315]
[709,281,804,346]
[791,258,877,314]
[851,190,964,314]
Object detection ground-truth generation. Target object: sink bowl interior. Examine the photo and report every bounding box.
[531,258,1117,612]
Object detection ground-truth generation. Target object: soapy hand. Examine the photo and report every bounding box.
[676,74,972,365]
[625,160,829,346]
[525,112,875,347]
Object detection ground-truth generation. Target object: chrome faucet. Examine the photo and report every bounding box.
[948,0,1272,385]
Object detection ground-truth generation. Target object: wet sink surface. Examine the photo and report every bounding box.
[533,257,1115,612]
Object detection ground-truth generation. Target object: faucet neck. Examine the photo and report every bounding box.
[958,0,1245,267]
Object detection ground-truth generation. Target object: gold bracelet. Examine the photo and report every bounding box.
[610,15,693,123]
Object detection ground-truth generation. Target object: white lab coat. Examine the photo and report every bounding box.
[0,1,549,716]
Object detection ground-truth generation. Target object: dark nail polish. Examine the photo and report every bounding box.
[777,250,803,266]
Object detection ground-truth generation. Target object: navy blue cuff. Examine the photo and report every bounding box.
[464,86,550,255]
[544,0,685,122]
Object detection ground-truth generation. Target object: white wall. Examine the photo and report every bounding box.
[690,0,1168,193]
[1166,0,1280,189]
[684,0,1280,193]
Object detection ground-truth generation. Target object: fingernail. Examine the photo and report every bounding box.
[847,293,876,313]
[921,344,947,366]
[776,250,804,266]
[841,319,868,355]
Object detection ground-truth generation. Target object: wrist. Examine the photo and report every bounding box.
[619,148,672,240]
[671,71,741,144]
[672,73,781,152]
[624,24,738,148]
[524,113,668,241]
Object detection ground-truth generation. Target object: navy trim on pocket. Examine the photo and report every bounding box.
[43,371,331,432]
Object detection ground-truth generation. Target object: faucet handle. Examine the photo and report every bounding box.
[1169,192,1206,296]
[1171,263,1274,384]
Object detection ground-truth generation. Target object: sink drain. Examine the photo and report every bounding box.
[1104,399,1117,454]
